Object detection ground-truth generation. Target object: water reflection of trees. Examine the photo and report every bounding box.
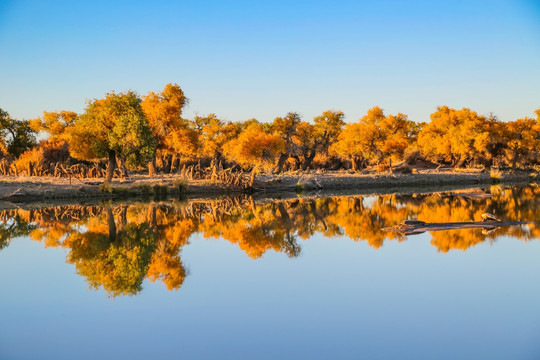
[0,185,537,296]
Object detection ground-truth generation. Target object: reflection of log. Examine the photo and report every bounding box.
[382,219,532,235]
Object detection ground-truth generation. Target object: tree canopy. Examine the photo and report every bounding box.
[1,86,538,178]
[67,91,156,181]
[0,108,37,158]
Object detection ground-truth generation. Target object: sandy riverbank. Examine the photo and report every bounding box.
[0,170,536,204]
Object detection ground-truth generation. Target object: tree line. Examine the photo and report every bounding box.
[0,83,538,182]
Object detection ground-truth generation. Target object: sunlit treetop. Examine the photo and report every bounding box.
[67,91,156,171]
[29,110,77,142]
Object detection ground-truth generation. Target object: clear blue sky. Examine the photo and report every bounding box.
[1,0,539,124]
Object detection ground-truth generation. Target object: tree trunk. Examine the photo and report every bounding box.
[105,150,116,183]
[274,153,288,174]
[301,151,316,171]
[148,156,156,176]
[117,157,129,179]
[290,155,301,170]
[350,155,358,172]
[163,154,173,174]
[170,156,179,174]
[455,154,466,168]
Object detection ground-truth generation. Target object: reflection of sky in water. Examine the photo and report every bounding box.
[361,195,377,209]
[2,225,540,359]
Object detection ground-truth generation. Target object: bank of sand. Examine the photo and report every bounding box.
[0,170,536,205]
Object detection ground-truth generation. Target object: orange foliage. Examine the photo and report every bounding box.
[224,123,284,169]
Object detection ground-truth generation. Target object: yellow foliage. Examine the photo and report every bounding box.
[417,106,492,165]
[224,123,284,169]
[141,83,187,150]
[29,110,77,142]
[14,147,43,172]
[164,127,199,159]
[331,106,416,169]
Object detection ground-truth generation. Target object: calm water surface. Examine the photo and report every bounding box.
[0,185,539,359]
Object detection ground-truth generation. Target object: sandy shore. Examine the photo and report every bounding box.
[0,170,536,204]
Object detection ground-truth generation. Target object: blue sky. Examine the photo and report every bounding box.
[0,0,539,124]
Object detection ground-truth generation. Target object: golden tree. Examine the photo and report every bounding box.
[29,110,77,143]
[417,106,492,167]
[271,112,302,172]
[223,123,284,170]
[191,114,241,162]
[502,112,539,168]
[141,83,188,174]
[312,110,345,164]
[331,106,415,171]
[67,91,156,182]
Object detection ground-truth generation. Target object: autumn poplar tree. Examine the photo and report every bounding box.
[503,110,540,168]
[417,106,491,167]
[223,123,284,170]
[272,112,302,173]
[291,110,346,170]
[191,114,241,162]
[331,106,415,171]
[141,83,188,175]
[29,110,77,143]
[313,110,345,156]
[68,91,156,183]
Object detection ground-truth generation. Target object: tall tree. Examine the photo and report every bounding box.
[292,110,346,170]
[223,123,284,170]
[141,83,188,175]
[67,91,156,182]
[503,113,540,168]
[191,114,241,162]
[313,110,345,155]
[417,106,491,167]
[272,112,302,173]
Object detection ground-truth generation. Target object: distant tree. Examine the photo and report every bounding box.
[331,106,415,171]
[271,112,302,172]
[293,121,319,170]
[191,114,241,162]
[331,122,369,171]
[378,112,418,161]
[417,106,491,167]
[141,83,188,175]
[223,123,284,170]
[313,110,345,155]
[502,114,540,168]
[67,91,156,182]
[29,110,77,143]
[164,127,200,163]
[0,108,37,158]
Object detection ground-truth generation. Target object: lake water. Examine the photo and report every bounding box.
[0,185,539,360]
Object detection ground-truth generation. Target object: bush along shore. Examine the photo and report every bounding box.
[0,169,537,203]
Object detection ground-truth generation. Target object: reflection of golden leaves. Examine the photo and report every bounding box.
[1,185,538,295]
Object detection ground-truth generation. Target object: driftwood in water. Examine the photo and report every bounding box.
[382,219,532,236]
